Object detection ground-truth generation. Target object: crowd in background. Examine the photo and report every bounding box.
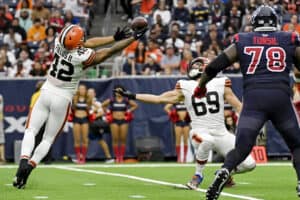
[0,0,300,78]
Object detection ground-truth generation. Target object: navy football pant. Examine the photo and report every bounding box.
[223,88,300,180]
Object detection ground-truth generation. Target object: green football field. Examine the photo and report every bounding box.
[0,162,298,200]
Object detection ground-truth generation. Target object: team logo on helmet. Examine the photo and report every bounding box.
[59,25,85,50]
[187,57,209,80]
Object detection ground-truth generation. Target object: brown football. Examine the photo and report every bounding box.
[131,16,148,31]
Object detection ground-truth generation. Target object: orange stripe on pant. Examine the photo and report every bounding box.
[192,134,203,143]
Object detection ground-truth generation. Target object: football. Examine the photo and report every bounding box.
[131,16,148,31]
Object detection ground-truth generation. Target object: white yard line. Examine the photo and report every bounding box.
[0,162,293,169]
[55,166,263,200]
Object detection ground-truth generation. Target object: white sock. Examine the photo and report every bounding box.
[195,163,205,177]
[20,128,37,158]
[30,140,52,165]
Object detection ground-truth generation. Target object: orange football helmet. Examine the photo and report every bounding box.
[59,25,85,50]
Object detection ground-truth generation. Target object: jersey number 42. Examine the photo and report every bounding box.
[49,53,75,82]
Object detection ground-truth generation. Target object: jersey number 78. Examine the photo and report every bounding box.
[244,46,286,74]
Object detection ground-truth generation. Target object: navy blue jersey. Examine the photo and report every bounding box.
[233,31,300,93]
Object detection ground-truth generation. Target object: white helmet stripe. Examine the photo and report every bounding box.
[60,25,75,47]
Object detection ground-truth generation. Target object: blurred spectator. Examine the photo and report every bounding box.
[63,0,89,28]
[282,14,300,34]
[180,48,193,75]
[172,0,191,24]
[102,85,138,163]
[165,22,184,51]
[224,0,245,31]
[148,23,168,44]
[160,44,181,75]
[201,26,223,53]
[52,0,64,10]
[27,18,46,42]
[183,31,197,52]
[0,55,8,77]
[49,10,64,33]
[191,0,209,23]
[44,26,56,52]
[153,0,171,26]
[18,9,33,32]
[142,53,162,75]
[15,0,33,18]
[0,43,16,68]
[120,0,133,21]
[63,10,80,25]
[209,1,225,27]
[112,40,138,77]
[121,53,137,75]
[0,6,11,34]
[29,62,47,76]
[225,115,236,134]
[2,5,13,21]
[13,60,27,77]
[134,40,147,73]
[31,0,51,25]
[34,45,53,70]
[0,94,4,164]
[18,49,34,74]
[145,39,163,63]
[3,26,22,52]
[222,25,236,48]
[11,18,27,41]
[139,0,156,25]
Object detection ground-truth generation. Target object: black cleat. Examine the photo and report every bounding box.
[13,159,34,189]
[206,168,230,200]
[296,184,300,197]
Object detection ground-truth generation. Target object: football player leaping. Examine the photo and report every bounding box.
[13,24,147,189]
[115,57,256,190]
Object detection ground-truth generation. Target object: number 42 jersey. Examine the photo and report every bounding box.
[178,77,230,135]
[42,38,95,100]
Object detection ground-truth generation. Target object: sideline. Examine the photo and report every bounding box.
[0,162,292,169]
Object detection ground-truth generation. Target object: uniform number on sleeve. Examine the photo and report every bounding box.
[191,91,220,116]
[49,53,74,82]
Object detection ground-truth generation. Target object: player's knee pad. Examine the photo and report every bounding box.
[196,141,213,161]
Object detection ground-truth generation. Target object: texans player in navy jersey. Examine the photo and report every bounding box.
[192,5,300,199]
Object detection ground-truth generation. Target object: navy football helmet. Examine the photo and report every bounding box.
[187,57,209,80]
[251,5,278,30]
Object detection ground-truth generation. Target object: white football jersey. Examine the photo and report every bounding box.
[42,38,95,100]
[179,77,231,135]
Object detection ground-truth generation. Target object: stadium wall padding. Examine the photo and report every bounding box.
[0,76,290,161]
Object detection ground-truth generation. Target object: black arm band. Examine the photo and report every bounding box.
[205,52,231,78]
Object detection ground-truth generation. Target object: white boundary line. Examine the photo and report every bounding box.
[55,166,263,200]
[0,162,293,169]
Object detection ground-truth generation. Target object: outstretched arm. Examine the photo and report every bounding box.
[84,26,132,49]
[136,90,184,104]
[86,37,135,67]
[224,86,242,114]
[115,87,184,104]
[84,27,147,68]
[84,36,115,49]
